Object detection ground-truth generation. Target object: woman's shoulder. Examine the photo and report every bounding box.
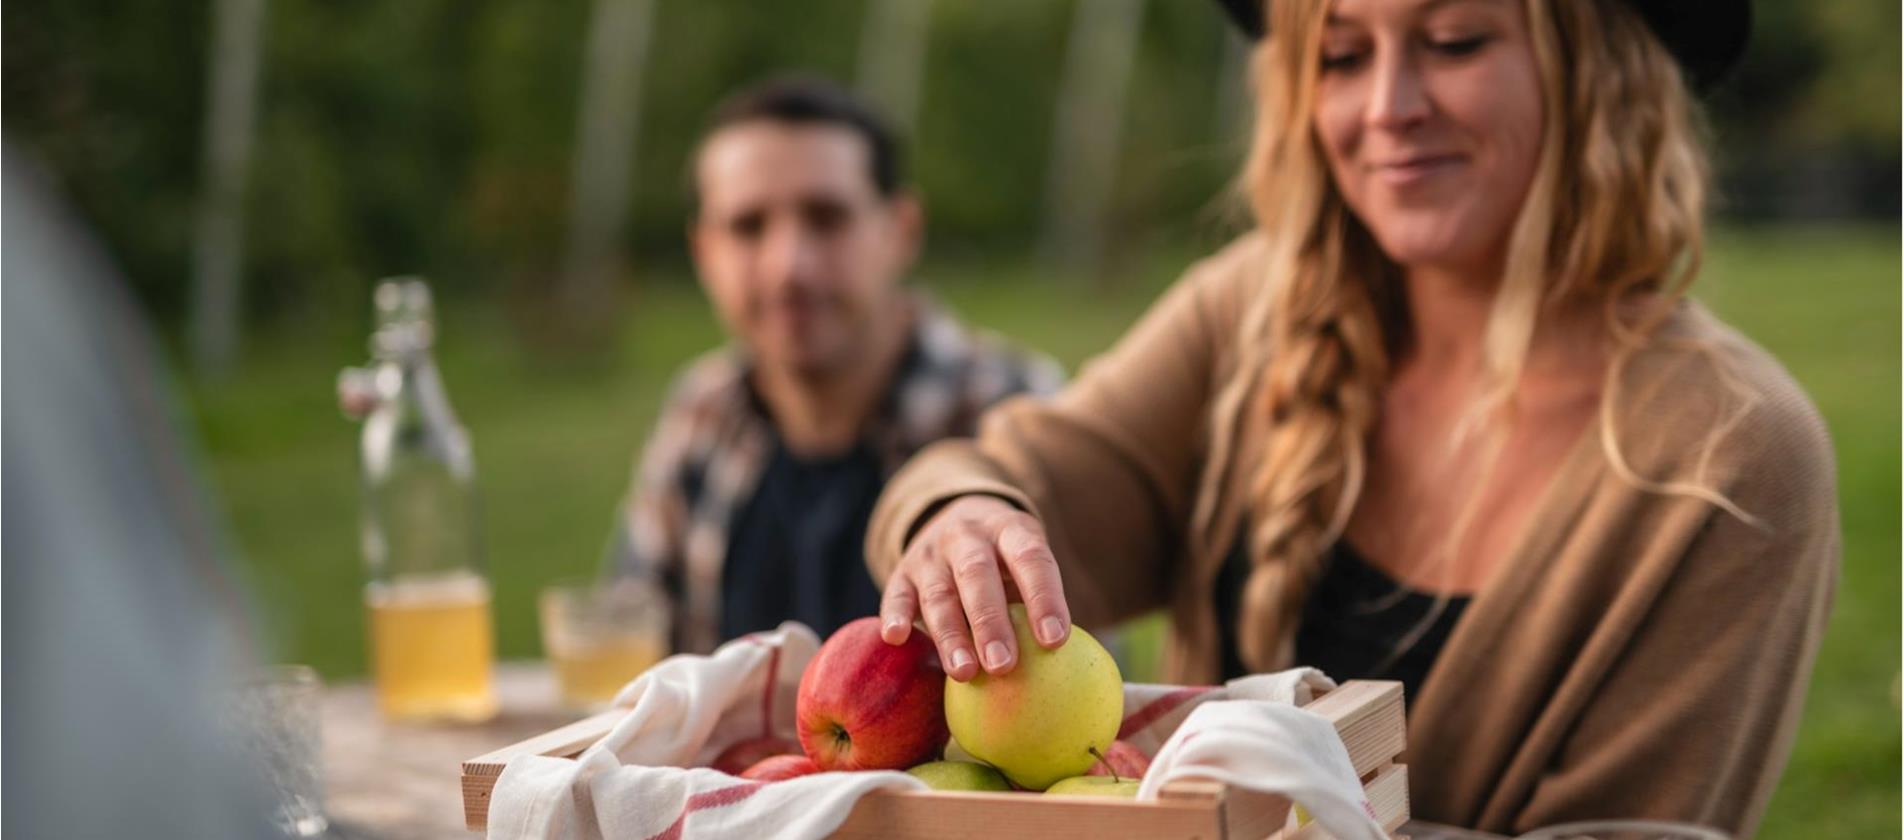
[1180,230,1272,309]
[1612,300,1836,512]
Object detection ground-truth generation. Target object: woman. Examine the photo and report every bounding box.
[866,0,1837,834]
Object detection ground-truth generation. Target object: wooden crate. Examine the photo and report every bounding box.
[462,680,1408,839]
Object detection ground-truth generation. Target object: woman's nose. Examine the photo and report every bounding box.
[1365,50,1431,131]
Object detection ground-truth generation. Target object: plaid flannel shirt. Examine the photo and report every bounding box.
[613,297,1065,653]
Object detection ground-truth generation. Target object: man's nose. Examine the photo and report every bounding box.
[1365,49,1431,132]
[759,220,823,287]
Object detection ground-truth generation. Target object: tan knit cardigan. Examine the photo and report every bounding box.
[866,234,1839,836]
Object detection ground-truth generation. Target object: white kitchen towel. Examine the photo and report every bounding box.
[487,625,1385,840]
[1135,697,1388,840]
[488,623,928,840]
[1111,668,1337,757]
[1116,669,1387,840]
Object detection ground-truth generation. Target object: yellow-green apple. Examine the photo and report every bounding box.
[1085,740,1150,779]
[710,735,802,775]
[1044,775,1141,798]
[906,760,1012,792]
[943,605,1123,790]
[797,617,950,771]
[739,754,821,781]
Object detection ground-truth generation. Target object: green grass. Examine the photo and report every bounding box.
[183,225,1898,837]
[1700,226,1902,838]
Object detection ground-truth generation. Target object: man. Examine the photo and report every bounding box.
[613,77,1063,653]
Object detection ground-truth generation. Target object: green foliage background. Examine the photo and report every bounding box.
[8,1,1895,336]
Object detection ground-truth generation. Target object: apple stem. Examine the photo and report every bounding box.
[1088,746,1119,784]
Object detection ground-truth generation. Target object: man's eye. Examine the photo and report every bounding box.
[805,203,848,235]
[729,215,765,239]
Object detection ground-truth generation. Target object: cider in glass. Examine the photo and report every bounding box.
[540,579,669,709]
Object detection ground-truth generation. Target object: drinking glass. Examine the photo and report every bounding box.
[1517,821,1731,840]
[539,578,669,710]
[229,665,328,838]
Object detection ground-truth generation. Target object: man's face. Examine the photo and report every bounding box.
[692,122,920,380]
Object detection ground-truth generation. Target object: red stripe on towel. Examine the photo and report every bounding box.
[643,782,767,840]
[1118,686,1216,740]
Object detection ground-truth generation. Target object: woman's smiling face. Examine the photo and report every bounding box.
[1311,0,1545,275]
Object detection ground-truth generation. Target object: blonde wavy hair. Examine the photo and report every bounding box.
[1206,0,1748,671]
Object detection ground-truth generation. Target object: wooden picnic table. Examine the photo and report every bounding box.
[318,662,1496,839]
[321,662,576,839]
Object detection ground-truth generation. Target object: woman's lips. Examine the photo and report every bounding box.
[1371,154,1466,187]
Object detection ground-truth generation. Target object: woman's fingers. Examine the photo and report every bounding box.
[912,551,980,681]
[878,495,1072,680]
[946,530,1017,675]
[879,572,918,645]
[997,514,1070,649]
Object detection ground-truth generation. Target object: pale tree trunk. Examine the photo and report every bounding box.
[560,0,656,317]
[855,0,935,137]
[1213,26,1253,148]
[190,0,268,377]
[1040,0,1146,281]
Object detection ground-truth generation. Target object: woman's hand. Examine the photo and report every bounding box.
[878,495,1071,681]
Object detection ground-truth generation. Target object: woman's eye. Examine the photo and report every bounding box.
[1321,50,1366,72]
[1428,35,1490,57]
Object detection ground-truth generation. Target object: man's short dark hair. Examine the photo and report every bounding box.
[693,75,903,202]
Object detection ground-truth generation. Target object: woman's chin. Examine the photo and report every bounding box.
[1370,228,1495,273]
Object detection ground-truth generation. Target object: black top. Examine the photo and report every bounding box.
[1216,530,1471,702]
[719,440,886,642]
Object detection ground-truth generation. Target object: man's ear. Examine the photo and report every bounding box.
[890,191,925,268]
[687,218,708,276]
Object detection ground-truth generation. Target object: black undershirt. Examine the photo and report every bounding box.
[1216,531,1471,702]
[718,441,886,642]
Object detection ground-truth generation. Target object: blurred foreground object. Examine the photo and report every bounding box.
[341,278,498,722]
[2,144,276,837]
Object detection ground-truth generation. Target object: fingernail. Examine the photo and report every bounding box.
[1040,617,1066,644]
[984,641,1011,670]
[883,618,904,637]
[950,648,975,672]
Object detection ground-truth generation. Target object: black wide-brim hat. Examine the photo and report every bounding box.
[1214,0,1750,92]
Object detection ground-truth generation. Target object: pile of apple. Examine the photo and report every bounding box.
[708,606,1151,798]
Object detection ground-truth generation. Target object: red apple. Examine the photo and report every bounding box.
[1085,740,1151,780]
[739,754,821,781]
[796,617,949,771]
[710,735,803,775]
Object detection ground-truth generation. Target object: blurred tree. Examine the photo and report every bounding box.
[2,0,1894,341]
[1704,1,1900,218]
[190,0,267,376]
[554,0,655,354]
[4,0,211,328]
[1041,0,1146,281]
[856,0,934,138]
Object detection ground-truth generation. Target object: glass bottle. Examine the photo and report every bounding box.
[338,278,496,722]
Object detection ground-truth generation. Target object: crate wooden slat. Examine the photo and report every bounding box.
[460,680,1408,838]
[461,708,626,829]
[827,789,1226,839]
[1301,681,1406,780]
